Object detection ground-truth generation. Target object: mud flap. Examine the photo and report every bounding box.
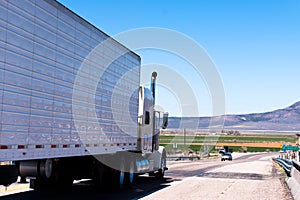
[0,165,18,186]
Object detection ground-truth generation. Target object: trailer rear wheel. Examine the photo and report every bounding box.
[30,159,73,191]
[103,158,125,191]
[93,160,104,189]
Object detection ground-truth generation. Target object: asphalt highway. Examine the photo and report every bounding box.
[0,152,293,200]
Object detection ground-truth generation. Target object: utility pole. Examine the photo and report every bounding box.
[184,128,186,146]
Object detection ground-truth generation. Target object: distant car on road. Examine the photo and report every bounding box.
[218,149,226,154]
[221,153,232,161]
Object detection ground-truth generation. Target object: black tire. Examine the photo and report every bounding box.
[52,160,73,190]
[93,160,104,189]
[110,157,126,191]
[156,152,166,179]
[148,172,155,177]
[32,160,73,191]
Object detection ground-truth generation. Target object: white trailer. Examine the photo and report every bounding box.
[0,0,168,190]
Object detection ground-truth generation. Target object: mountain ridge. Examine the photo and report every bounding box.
[167,101,300,131]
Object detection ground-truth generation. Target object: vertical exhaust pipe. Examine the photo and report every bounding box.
[151,72,157,103]
[151,72,157,151]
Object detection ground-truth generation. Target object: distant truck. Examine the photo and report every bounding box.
[0,0,168,190]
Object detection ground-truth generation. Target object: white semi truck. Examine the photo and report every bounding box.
[0,0,168,190]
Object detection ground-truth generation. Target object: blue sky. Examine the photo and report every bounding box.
[58,0,300,117]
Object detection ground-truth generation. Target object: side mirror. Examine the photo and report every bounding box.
[162,112,168,129]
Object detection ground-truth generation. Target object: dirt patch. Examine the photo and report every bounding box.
[216,142,284,148]
[272,160,294,200]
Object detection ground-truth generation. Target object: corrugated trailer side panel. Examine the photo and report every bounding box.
[0,0,140,161]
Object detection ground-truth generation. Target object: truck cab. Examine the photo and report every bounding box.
[138,72,168,153]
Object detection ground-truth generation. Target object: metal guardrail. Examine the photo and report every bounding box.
[273,158,292,176]
[167,155,201,160]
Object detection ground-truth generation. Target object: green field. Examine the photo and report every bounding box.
[160,134,296,153]
[160,135,297,144]
[161,144,281,153]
